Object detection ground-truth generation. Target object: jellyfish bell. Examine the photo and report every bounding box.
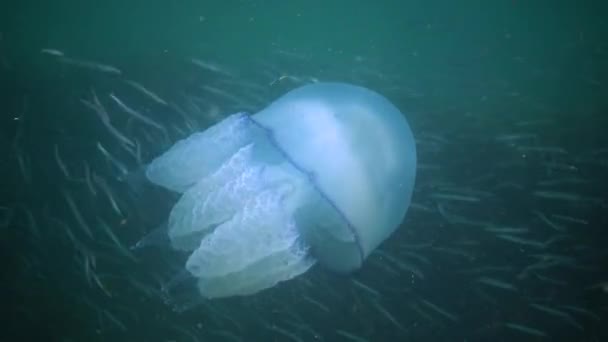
[137,82,417,300]
[252,83,417,273]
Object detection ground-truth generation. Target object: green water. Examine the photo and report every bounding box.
[1,1,607,341]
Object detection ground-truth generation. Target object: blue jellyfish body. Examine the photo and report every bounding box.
[144,82,416,298]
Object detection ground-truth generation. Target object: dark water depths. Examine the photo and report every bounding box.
[1,1,607,341]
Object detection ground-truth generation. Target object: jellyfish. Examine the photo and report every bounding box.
[139,82,416,299]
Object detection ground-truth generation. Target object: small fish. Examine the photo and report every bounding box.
[92,271,112,298]
[62,189,93,239]
[83,162,96,196]
[530,303,584,331]
[81,91,135,150]
[96,142,128,178]
[419,298,459,322]
[15,147,32,184]
[201,85,243,105]
[109,92,165,131]
[476,276,518,291]
[430,193,480,202]
[371,300,405,331]
[495,133,537,142]
[335,329,369,342]
[102,310,126,331]
[533,190,581,201]
[266,324,303,342]
[302,295,330,313]
[351,279,380,297]
[190,58,234,77]
[125,80,168,106]
[550,214,588,225]
[93,173,123,217]
[484,226,528,235]
[533,210,565,231]
[534,274,567,286]
[376,251,425,278]
[98,218,137,262]
[530,303,569,318]
[516,145,567,154]
[496,234,546,248]
[504,322,548,338]
[40,48,64,57]
[59,56,122,75]
[560,305,601,321]
[53,144,71,179]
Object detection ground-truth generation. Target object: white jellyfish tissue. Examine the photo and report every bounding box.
[137,83,417,299]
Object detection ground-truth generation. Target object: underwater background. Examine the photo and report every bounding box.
[1,0,607,341]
